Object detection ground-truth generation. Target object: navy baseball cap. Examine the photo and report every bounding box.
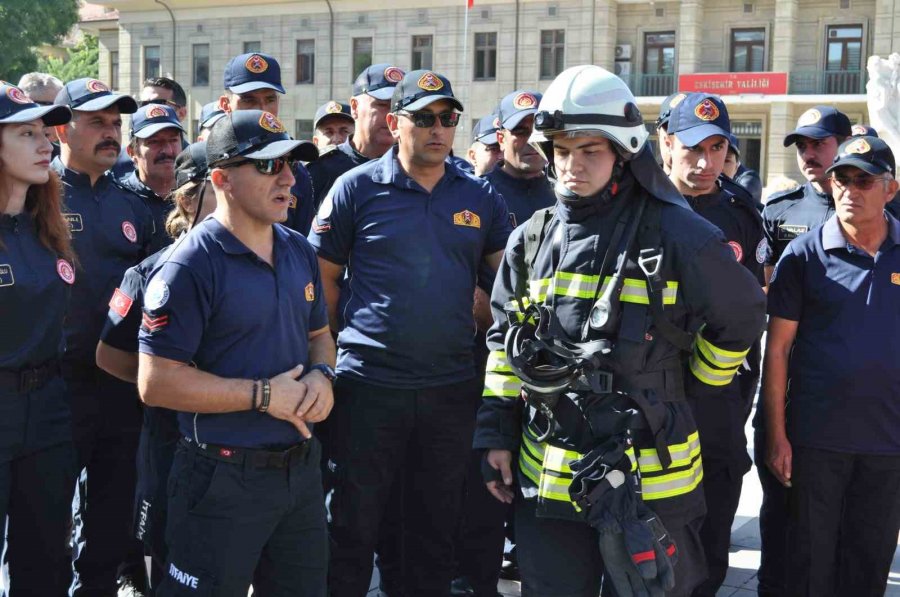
[199,102,226,129]
[174,141,209,188]
[352,64,405,100]
[656,92,688,130]
[497,90,542,130]
[313,101,353,130]
[727,134,740,157]
[130,104,185,139]
[54,78,138,114]
[206,110,318,166]
[0,82,71,126]
[851,123,878,138]
[784,106,851,147]
[223,53,285,95]
[391,70,463,113]
[472,113,499,145]
[826,136,895,176]
[668,93,731,147]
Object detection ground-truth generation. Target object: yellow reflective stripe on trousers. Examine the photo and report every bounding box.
[635,432,701,473]
[528,274,678,305]
[641,456,704,500]
[689,352,739,386]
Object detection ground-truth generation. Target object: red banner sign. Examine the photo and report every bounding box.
[677,72,788,95]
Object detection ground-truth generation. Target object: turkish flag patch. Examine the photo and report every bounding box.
[141,313,169,332]
[109,288,134,318]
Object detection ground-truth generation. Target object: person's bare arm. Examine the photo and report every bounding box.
[96,341,138,384]
[764,265,775,289]
[138,354,314,438]
[473,287,493,332]
[318,257,344,332]
[763,316,799,487]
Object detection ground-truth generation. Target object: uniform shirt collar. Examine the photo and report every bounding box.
[206,216,292,258]
[822,212,900,252]
[121,170,160,202]
[51,156,111,190]
[370,146,466,189]
[805,181,831,204]
[340,135,372,163]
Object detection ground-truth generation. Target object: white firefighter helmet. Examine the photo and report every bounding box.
[530,65,648,158]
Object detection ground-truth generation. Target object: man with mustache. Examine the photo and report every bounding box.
[119,103,185,252]
[665,93,764,597]
[52,78,155,596]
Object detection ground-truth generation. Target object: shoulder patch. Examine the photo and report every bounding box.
[109,287,134,317]
[727,241,743,262]
[756,238,768,264]
[764,185,804,206]
[144,277,170,310]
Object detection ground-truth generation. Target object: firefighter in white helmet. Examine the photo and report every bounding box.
[473,65,766,596]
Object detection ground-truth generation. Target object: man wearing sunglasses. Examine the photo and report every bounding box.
[217,52,320,235]
[309,69,512,596]
[764,135,900,597]
[308,64,405,210]
[138,110,333,596]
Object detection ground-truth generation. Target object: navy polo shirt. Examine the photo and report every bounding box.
[308,147,512,388]
[52,157,154,367]
[118,171,172,253]
[484,162,555,229]
[0,213,72,368]
[307,136,373,210]
[768,213,900,454]
[138,217,328,448]
[284,162,316,236]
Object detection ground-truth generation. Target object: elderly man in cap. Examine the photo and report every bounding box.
[119,103,186,253]
[17,72,64,146]
[138,110,334,597]
[312,101,354,149]
[52,77,155,596]
[308,64,404,208]
[309,69,511,597]
[765,135,900,597]
[217,52,319,233]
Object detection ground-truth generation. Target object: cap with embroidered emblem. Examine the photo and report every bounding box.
[223,53,285,95]
[497,90,542,130]
[54,78,137,114]
[784,105,851,147]
[206,110,318,166]
[391,70,463,113]
[0,82,71,126]
[352,64,406,100]
[313,101,353,130]
[667,93,731,147]
[826,135,895,176]
[130,103,185,139]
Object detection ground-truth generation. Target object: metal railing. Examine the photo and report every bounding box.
[619,73,676,97]
[788,70,867,95]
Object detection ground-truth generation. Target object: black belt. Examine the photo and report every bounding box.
[0,359,61,393]
[180,437,312,469]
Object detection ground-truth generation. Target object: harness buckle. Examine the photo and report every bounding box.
[637,248,663,279]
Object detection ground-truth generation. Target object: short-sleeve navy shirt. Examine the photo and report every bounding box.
[767,213,900,454]
[138,217,328,448]
[308,147,512,388]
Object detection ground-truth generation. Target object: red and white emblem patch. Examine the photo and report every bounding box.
[325,101,343,114]
[245,54,268,74]
[109,288,134,318]
[417,72,444,92]
[122,221,138,243]
[727,241,743,262]
[513,92,537,110]
[6,86,30,104]
[56,259,75,285]
[147,105,168,119]
[259,111,286,133]
[86,79,109,93]
[305,282,315,302]
[384,66,405,83]
[694,99,720,122]
[851,124,868,136]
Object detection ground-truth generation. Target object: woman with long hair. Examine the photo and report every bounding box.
[0,82,75,595]
[95,141,214,593]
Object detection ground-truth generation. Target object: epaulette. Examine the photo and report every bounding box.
[316,145,341,159]
[763,184,804,207]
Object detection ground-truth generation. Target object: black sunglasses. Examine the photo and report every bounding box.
[220,157,295,176]
[398,111,460,128]
[140,98,182,109]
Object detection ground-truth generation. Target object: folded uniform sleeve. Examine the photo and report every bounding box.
[473,224,527,452]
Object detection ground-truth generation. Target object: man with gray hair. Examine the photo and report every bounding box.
[18,72,64,146]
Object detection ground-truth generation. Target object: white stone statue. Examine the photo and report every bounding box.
[866,53,900,161]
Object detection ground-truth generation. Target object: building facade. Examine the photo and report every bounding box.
[84,0,900,185]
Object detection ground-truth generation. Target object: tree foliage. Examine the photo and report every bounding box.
[40,34,99,82]
[0,0,79,82]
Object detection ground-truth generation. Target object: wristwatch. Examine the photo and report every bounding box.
[309,363,336,382]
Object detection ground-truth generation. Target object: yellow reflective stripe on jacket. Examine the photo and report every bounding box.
[486,350,512,373]
[689,355,738,386]
[519,444,542,485]
[539,444,580,503]
[640,456,704,500]
[483,351,520,399]
[689,333,748,386]
[635,432,701,473]
[528,274,678,306]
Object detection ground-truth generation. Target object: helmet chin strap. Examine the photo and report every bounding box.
[554,160,624,203]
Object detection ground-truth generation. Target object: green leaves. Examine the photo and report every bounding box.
[0,0,79,82]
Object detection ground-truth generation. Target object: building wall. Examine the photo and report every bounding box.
[92,0,899,186]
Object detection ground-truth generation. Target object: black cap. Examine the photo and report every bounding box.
[727,134,740,157]
[223,53,285,94]
[313,101,353,130]
[391,70,463,113]
[826,136,895,176]
[851,124,878,138]
[656,92,688,130]
[0,82,71,126]
[784,106,852,147]
[352,64,405,99]
[206,110,319,166]
[54,78,138,113]
[175,141,209,188]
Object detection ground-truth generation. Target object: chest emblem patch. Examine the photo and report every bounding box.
[122,221,138,243]
[891,273,900,286]
[64,213,83,232]
[305,282,315,302]
[0,264,14,287]
[57,259,75,285]
[453,210,481,229]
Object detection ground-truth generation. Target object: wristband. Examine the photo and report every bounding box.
[251,379,259,411]
[259,378,271,413]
